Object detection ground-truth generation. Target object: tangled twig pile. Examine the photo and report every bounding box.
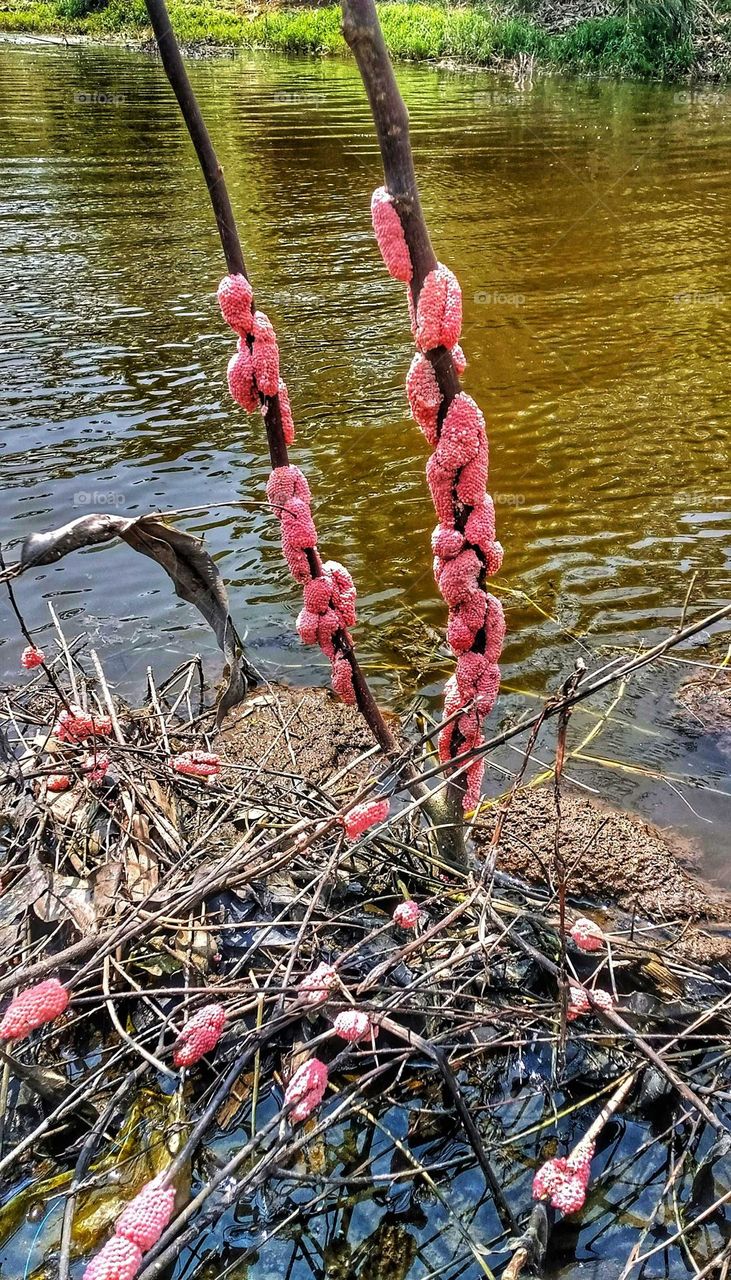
[0,641,729,1279]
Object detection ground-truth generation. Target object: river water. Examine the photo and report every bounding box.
[0,41,729,882]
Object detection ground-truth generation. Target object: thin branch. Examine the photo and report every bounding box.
[341,0,475,850]
[143,0,417,773]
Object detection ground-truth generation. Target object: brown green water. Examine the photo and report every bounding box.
[0,41,729,881]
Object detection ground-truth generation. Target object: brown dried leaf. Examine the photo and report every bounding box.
[93,860,124,918]
[642,956,684,998]
[146,777,178,830]
[149,856,217,903]
[1,1057,81,1110]
[0,916,23,955]
[46,787,86,823]
[216,1074,253,1130]
[120,516,254,722]
[125,812,158,902]
[306,1132,327,1176]
[286,1040,311,1078]
[20,512,128,567]
[34,872,97,935]
[0,861,49,924]
[173,927,219,973]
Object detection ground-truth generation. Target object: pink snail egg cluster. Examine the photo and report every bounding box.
[0,977,69,1042]
[173,1003,226,1067]
[47,773,71,793]
[331,654,356,705]
[371,187,413,283]
[392,899,420,930]
[218,274,296,443]
[406,354,441,445]
[115,1175,176,1251]
[589,988,616,1014]
[227,342,258,413]
[251,311,280,397]
[570,917,605,952]
[284,1057,329,1124]
[218,273,363,713]
[218,273,254,335]
[437,394,485,470]
[299,962,339,1007]
[266,464,311,513]
[532,1138,595,1216]
[567,984,590,1021]
[405,350,470,448]
[83,1174,176,1279]
[415,264,462,352]
[551,1176,588,1216]
[370,188,505,813]
[343,797,390,840]
[54,705,113,743]
[266,464,359,705]
[567,1137,595,1187]
[567,984,616,1021]
[333,1009,375,1042]
[277,379,296,446]
[82,752,110,785]
[169,751,221,779]
[83,1236,142,1280]
[21,645,44,670]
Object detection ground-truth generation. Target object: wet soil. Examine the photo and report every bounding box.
[473,786,731,964]
[675,667,731,756]
[217,683,390,798]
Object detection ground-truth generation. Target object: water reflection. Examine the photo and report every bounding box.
[0,43,729,878]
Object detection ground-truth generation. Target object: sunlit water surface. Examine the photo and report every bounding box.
[0,37,730,1280]
[0,43,729,889]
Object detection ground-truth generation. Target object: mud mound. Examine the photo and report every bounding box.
[217,683,385,795]
[473,786,731,962]
[676,668,731,755]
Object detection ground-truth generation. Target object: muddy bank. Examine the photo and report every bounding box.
[474,786,731,964]
[218,683,381,795]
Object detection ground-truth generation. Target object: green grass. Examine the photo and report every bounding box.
[0,0,706,80]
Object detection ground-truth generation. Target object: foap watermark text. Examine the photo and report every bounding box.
[73,490,126,509]
[74,91,126,107]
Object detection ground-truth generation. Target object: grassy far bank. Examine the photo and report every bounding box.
[0,0,729,80]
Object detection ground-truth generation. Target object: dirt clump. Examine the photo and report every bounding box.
[675,668,731,756]
[473,786,731,963]
[217,683,390,796]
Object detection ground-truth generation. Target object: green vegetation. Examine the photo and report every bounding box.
[0,0,724,80]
